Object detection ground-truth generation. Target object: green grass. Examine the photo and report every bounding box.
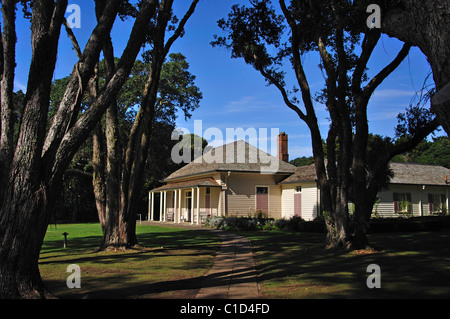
[243,229,450,299]
[40,223,220,299]
[40,223,450,299]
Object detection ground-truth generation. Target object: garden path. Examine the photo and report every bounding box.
[143,221,260,299]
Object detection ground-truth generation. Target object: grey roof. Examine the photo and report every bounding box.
[389,163,450,186]
[151,177,221,192]
[280,162,450,186]
[279,163,317,184]
[164,140,297,182]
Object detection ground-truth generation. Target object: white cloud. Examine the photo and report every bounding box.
[14,80,27,92]
[372,89,416,100]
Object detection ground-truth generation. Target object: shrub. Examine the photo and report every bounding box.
[205,216,225,229]
[273,216,325,232]
[367,216,444,233]
[206,216,277,231]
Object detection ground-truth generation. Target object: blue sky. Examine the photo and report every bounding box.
[12,0,438,159]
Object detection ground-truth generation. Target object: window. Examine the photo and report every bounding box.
[256,187,268,195]
[206,187,211,195]
[296,186,302,193]
[428,194,446,214]
[393,192,412,215]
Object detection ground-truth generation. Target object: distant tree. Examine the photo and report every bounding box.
[391,137,450,169]
[290,156,314,167]
[414,137,450,168]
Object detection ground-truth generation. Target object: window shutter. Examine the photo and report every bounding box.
[393,193,399,212]
[428,194,434,213]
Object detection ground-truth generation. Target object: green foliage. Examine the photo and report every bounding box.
[212,1,286,71]
[390,136,450,168]
[397,200,413,218]
[205,216,276,231]
[290,156,314,167]
[414,137,450,168]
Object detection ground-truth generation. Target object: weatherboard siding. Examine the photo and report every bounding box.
[375,185,449,218]
[281,183,319,221]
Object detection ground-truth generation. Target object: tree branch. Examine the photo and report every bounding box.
[43,0,122,160]
[63,18,82,59]
[49,0,158,186]
[163,0,199,57]
[259,67,307,122]
[352,30,381,95]
[362,43,411,104]
[389,118,440,159]
[279,0,317,120]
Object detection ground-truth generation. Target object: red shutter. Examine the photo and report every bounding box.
[393,193,399,212]
[428,194,434,213]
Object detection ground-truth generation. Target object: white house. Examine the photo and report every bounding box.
[149,133,450,223]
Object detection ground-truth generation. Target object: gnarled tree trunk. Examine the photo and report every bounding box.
[382,0,450,135]
[0,0,158,298]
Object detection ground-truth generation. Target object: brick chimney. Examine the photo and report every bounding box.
[278,132,289,162]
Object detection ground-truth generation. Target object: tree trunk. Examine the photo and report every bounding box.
[94,2,123,249]
[382,0,450,135]
[0,0,16,198]
[101,0,199,250]
[92,123,107,232]
[0,185,52,299]
[0,0,67,298]
[0,0,158,298]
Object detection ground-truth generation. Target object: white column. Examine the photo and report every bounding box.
[191,187,195,224]
[174,190,177,223]
[446,187,449,213]
[163,191,167,223]
[178,189,182,223]
[150,192,154,221]
[197,187,200,225]
[159,192,163,220]
[418,187,422,216]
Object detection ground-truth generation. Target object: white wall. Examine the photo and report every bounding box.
[281,182,319,221]
[375,184,449,218]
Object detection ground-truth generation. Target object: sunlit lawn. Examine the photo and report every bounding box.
[39,223,220,299]
[244,229,450,299]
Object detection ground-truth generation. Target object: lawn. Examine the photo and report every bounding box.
[39,223,220,299]
[40,223,450,299]
[244,229,450,299]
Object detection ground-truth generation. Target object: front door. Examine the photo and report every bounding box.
[256,187,269,213]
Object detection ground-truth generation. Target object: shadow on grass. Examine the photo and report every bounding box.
[40,228,232,299]
[246,229,450,299]
[41,224,450,299]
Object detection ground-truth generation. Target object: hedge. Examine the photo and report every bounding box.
[205,215,450,233]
